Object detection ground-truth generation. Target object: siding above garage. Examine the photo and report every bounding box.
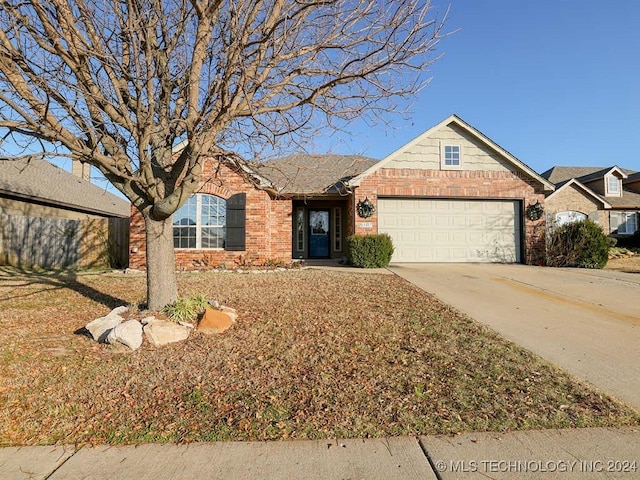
[382,123,516,173]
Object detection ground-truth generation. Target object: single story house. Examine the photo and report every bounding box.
[541,166,640,237]
[129,114,555,269]
[0,157,130,268]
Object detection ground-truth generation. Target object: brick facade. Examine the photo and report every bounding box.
[545,184,608,232]
[128,129,550,269]
[352,168,547,265]
[129,158,292,271]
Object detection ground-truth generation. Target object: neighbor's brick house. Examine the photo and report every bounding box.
[541,166,640,237]
[129,114,555,270]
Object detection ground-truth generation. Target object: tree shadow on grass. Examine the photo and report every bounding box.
[0,266,129,309]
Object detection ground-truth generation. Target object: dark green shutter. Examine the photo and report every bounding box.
[225,193,246,251]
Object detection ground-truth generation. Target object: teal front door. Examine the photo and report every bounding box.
[309,210,330,258]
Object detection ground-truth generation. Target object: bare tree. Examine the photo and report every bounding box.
[0,0,448,309]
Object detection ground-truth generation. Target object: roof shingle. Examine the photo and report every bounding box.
[0,158,130,218]
[255,154,378,195]
[543,165,640,208]
[541,166,636,184]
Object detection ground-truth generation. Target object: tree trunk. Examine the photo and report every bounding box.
[144,215,178,310]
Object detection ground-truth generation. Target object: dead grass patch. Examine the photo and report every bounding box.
[606,255,640,274]
[0,267,637,446]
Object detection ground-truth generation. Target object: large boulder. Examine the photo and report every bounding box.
[106,320,143,350]
[197,308,234,335]
[143,320,190,346]
[85,306,128,342]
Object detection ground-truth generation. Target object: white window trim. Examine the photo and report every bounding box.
[610,211,638,235]
[440,143,463,170]
[173,194,225,250]
[605,175,621,196]
[555,210,587,226]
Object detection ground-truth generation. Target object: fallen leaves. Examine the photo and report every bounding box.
[0,268,638,446]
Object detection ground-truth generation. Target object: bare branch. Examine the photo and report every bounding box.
[0,0,449,217]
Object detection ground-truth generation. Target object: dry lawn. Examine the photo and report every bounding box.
[606,255,640,273]
[0,267,638,446]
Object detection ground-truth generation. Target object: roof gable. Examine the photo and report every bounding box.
[578,166,628,184]
[0,158,130,217]
[546,178,611,208]
[350,114,555,191]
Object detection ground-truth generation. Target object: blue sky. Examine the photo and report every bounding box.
[7,0,639,188]
[332,0,640,174]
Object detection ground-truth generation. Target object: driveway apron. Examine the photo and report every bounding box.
[389,264,640,412]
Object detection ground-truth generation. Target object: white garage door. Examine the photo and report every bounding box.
[378,198,521,263]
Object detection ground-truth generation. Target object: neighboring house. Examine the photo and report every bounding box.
[541,166,640,237]
[129,114,554,270]
[0,157,130,268]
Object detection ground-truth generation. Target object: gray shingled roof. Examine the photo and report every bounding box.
[255,154,378,195]
[541,166,636,184]
[606,189,640,208]
[626,172,640,183]
[0,157,130,217]
[542,165,640,208]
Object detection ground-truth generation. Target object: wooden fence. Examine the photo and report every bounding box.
[108,217,130,268]
[0,213,129,269]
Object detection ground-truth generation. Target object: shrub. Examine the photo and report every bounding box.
[546,219,608,269]
[162,294,210,322]
[346,234,394,268]
[614,230,640,249]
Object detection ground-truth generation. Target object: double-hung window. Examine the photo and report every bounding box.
[173,194,226,248]
[606,176,621,196]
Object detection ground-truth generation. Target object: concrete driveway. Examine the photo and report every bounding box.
[389,264,640,411]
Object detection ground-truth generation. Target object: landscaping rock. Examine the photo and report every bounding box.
[197,308,234,334]
[85,306,128,342]
[140,316,156,325]
[106,320,143,350]
[220,306,238,322]
[143,320,190,346]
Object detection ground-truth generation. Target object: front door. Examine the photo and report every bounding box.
[308,210,330,258]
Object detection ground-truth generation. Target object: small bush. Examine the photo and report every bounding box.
[546,219,608,269]
[162,294,210,322]
[347,234,394,268]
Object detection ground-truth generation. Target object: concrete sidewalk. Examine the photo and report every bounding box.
[2,427,639,479]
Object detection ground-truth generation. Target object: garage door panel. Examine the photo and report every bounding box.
[378,198,521,263]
